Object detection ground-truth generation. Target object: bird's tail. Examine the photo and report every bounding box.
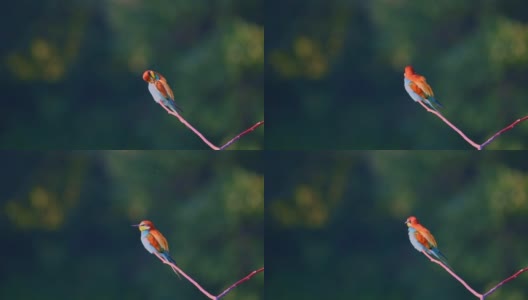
[167,101,183,114]
[162,253,182,279]
[431,97,443,108]
[425,97,443,111]
[430,248,452,270]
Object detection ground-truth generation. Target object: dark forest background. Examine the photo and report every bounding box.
[266,151,528,299]
[0,1,263,149]
[0,151,263,300]
[266,0,528,149]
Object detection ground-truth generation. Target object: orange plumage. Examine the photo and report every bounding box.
[405,216,449,267]
[404,66,434,98]
[403,65,443,111]
[133,219,181,278]
[406,216,438,249]
[142,70,182,113]
[148,227,170,252]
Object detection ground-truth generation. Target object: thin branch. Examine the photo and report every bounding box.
[215,267,265,299]
[421,251,528,299]
[153,252,263,299]
[480,116,528,149]
[158,102,263,150]
[418,101,528,150]
[482,266,528,298]
[218,122,264,150]
[153,252,215,299]
[421,251,482,298]
[418,101,481,149]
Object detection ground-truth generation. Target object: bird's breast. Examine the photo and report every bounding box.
[148,83,163,103]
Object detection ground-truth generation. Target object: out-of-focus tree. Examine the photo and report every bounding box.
[0,151,263,300]
[266,151,528,299]
[1,0,263,149]
[266,0,528,149]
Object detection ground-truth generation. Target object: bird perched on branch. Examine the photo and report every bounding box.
[143,70,183,114]
[132,220,181,278]
[404,66,443,111]
[405,216,450,267]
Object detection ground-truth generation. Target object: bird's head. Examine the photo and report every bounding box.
[405,216,418,227]
[142,70,158,83]
[132,220,154,232]
[404,65,415,76]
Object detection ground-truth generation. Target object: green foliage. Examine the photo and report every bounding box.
[0,0,263,149]
[266,0,528,149]
[0,151,263,300]
[266,151,528,299]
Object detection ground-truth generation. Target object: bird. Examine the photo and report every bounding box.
[405,216,450,267]
[404,65,443,111]
[142,70,183,114]
[132,220,181,278]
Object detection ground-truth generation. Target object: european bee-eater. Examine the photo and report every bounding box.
[133,220,181,278]
[142,70,183,114]
[405,216,449,267]
[404,65,443,111]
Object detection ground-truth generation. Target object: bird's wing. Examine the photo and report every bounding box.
[150,230,170,252]
[409,81,426,99]
[414,225,438,248]
[413,77,434,98]
[412,230,428,249]
[156,79,175,100]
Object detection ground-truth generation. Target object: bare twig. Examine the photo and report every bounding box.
[422,251,528,299]
[418,101,528,150]
[153,252,263,299]
[421,251,481,298]
[482,266,528,298]
[216,267,265,299]
[418,101,480,149]
[158,102,263,150]
[479,116,528,149]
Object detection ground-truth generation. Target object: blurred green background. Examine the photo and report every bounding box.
[266,151,528,299]
[0,151,263,300]
[1,1,263,149]
[266,0,528,149]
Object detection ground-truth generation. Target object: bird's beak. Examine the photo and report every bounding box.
[131,224,139,227]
